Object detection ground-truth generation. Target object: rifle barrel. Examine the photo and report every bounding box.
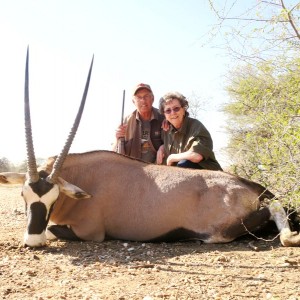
[121,90,125,125]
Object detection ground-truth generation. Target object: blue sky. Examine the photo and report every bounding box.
[0,0,232,165]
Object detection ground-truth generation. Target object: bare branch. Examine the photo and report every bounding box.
[281,0,300,40]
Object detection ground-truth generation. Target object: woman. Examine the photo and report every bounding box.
[156,91,223,170]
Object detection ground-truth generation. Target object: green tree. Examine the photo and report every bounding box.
[207,1,300,206]
[224,58,300,206]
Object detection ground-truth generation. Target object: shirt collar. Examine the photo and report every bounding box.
[135,108,156,121]
[170,115,189,133]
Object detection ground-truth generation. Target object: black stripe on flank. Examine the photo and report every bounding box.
[146,228,210,243]
[223,207,271,240]
[47,225,82,241]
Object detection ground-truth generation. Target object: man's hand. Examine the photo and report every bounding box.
[156,145,165,165]
[115,124,127,139]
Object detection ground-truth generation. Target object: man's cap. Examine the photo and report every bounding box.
[132,83,152,96]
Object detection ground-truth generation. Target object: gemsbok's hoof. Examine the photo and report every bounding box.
[280,228,300,247]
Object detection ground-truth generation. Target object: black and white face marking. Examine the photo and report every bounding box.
[22,171,60,247]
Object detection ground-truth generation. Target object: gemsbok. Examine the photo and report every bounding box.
[1,49,300,248]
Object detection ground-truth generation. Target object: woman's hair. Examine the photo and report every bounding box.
[159,91,189,115]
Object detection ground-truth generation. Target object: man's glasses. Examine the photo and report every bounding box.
[164,106,181,114]
[135,94,152,101]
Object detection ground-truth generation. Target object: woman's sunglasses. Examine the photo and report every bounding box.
[164,106,181,114]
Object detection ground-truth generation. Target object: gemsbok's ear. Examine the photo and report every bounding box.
[57,177,91,200]
[0,172,26,185]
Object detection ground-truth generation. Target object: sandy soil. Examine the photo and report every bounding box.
[1,185,300,300]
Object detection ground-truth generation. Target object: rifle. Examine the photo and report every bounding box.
[117,90,126,154]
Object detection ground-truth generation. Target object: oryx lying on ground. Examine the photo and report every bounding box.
[1,50,300,248]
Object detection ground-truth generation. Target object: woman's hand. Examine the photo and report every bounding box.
[161,119,170,132]
[166,151,203,166]
[166,154,178,166]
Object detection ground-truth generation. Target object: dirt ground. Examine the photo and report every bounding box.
[1,186,300,300]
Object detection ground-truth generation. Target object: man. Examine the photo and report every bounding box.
[113,83,164,163]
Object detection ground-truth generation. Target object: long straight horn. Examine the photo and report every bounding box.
[24,47,39,183]
[47,55,94,183]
